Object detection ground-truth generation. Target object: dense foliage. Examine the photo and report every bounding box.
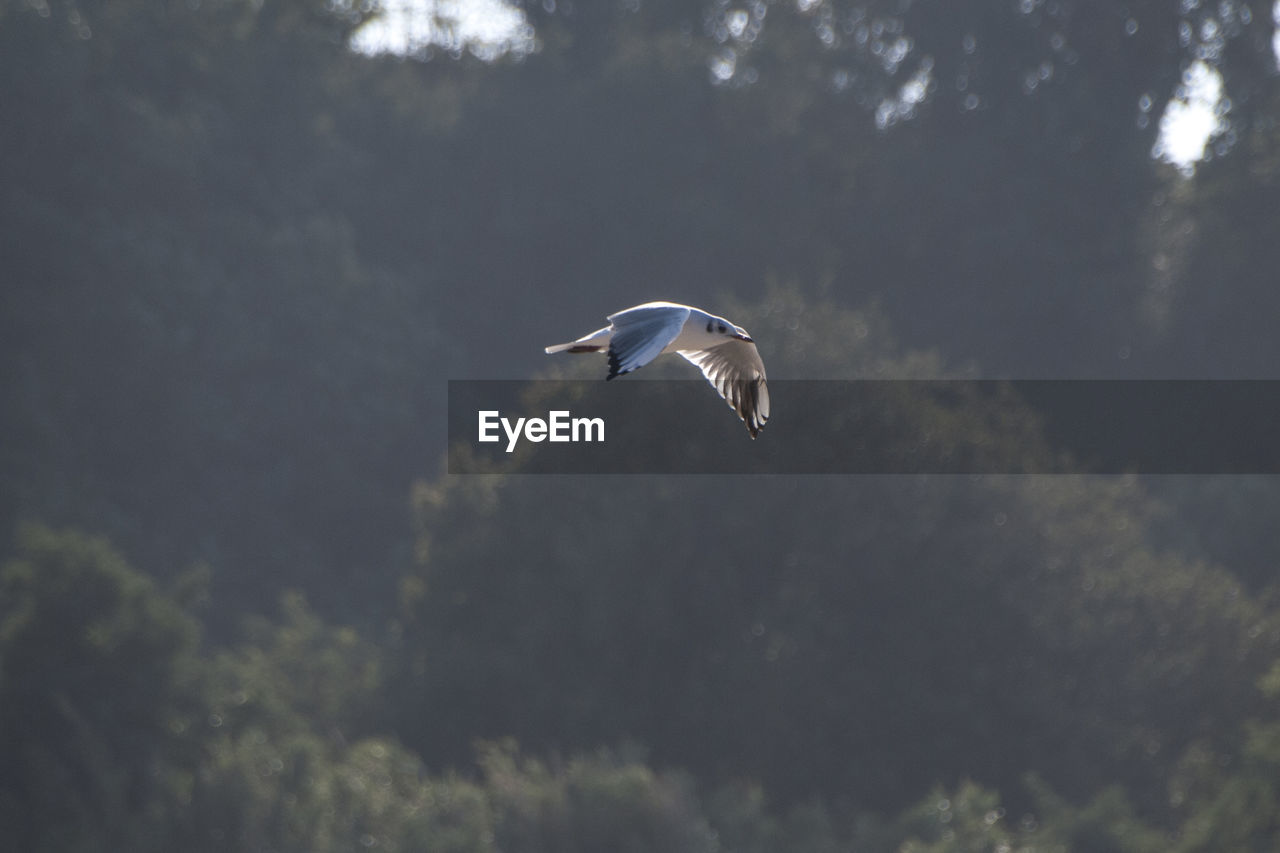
[4,0,1280,849]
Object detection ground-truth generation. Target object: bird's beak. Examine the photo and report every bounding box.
[734,333,754,343]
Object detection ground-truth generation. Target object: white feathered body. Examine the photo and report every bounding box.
[545,302,745,355]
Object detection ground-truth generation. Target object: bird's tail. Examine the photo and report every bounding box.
[545,342,605,354]
[545,325,613,354]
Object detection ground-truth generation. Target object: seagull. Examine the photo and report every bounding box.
[545,301,770,438]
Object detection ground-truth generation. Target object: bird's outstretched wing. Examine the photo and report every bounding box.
[678,340,770,438]
[606,304,690,379]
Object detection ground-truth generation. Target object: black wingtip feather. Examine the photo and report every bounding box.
[742,379,767,438]
[606,346,641,381]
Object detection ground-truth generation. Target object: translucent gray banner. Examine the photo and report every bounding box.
[447,380,1280,474]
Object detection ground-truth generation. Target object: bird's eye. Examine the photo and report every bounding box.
[706,321,713,333]
[718,324,726,333]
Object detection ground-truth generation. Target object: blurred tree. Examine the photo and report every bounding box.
[396,292,1280,817]
[203,591,384,742]
[892,781,1044,853]
[5,0,1280,640]
[0,0,446,631]
[1145,83,1280,376]
[1171,659,1280,852]
[1144,477,1280,596]
[477,741,719,853]
[0,525,201,850]
[4,0,1280,844]
[890,776,1167,853]
[181,734,495,853]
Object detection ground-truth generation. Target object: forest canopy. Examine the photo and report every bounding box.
[4,0,1280,849]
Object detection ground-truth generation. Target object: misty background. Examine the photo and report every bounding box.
[4,0,1280,850]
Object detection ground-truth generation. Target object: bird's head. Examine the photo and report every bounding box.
[713,318,753,343]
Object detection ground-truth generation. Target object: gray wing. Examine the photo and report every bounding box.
[678,340,770,438]
[606,305,690,379]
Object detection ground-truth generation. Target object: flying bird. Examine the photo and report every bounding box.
[545,301,769,438]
